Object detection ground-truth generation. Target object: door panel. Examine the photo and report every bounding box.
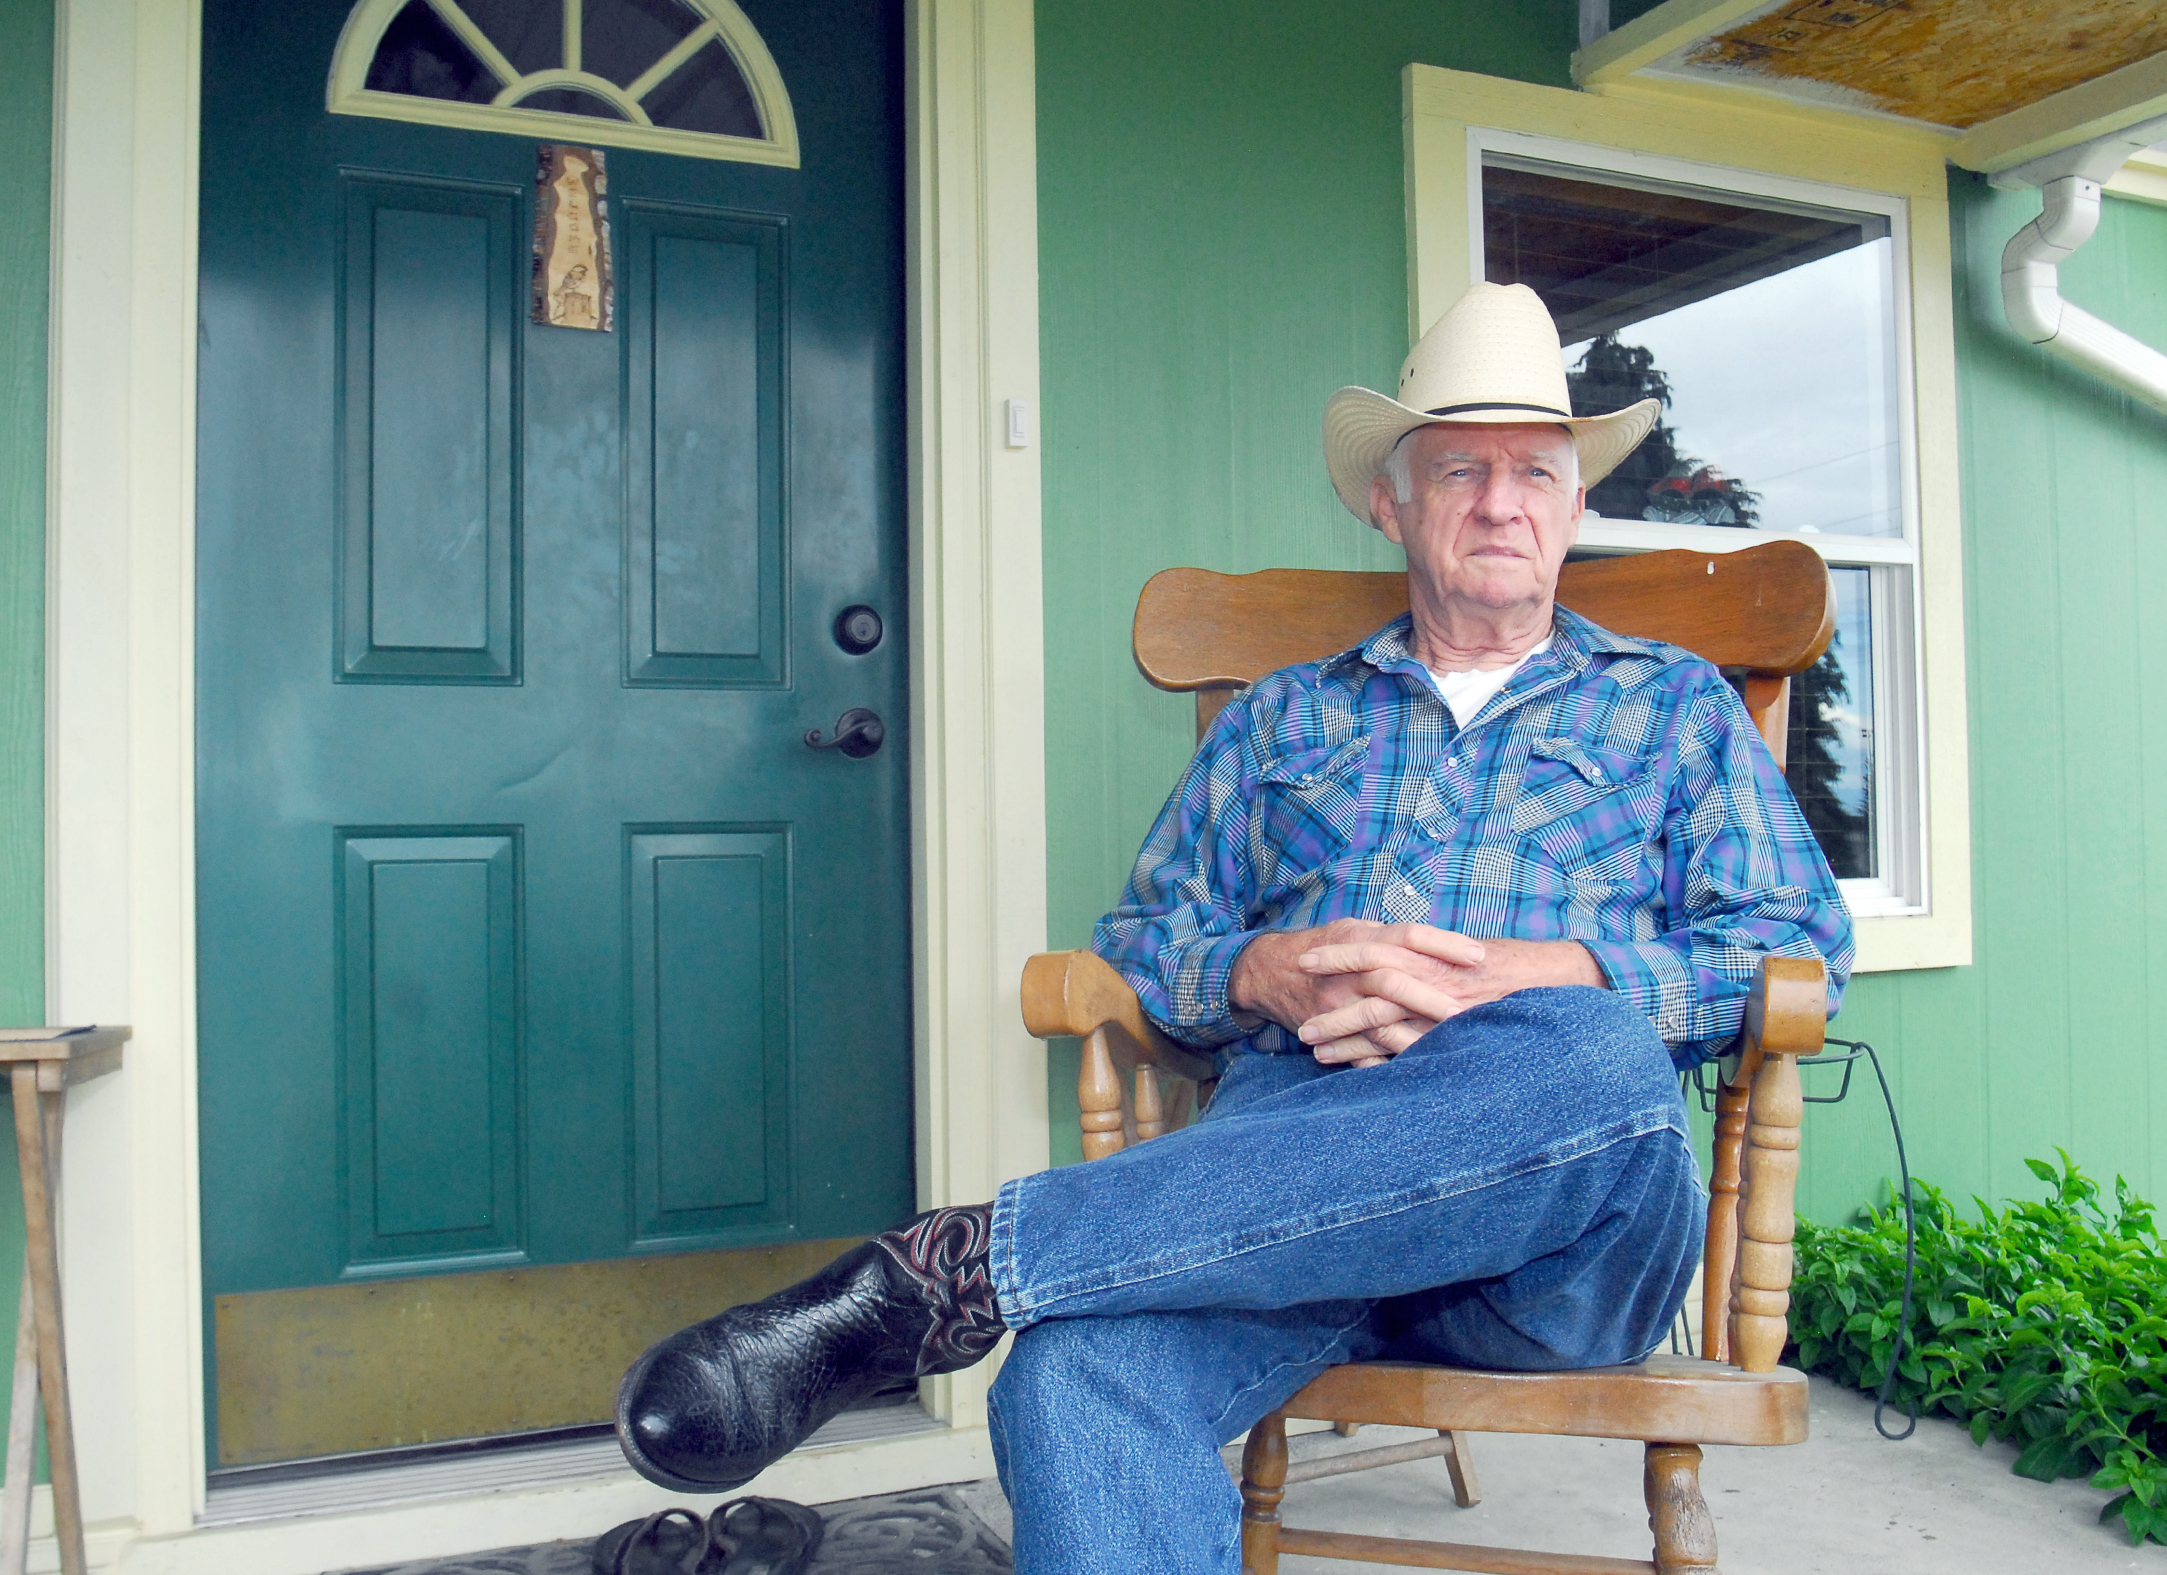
[197,0,910,1462]
[622,202,786,686]
[338,831,522,1269]
[338,174,522,682]
[629,828,791,1243]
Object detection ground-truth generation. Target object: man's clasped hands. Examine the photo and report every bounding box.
[1228,919,1605,1068]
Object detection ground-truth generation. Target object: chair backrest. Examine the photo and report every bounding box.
[1126,537,1837,1368]
[1132,539,1834,767]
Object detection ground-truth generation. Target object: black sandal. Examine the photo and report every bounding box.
[592,1506,736,1575]
[710,1497,824,1575]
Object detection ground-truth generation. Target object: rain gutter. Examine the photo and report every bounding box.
[1994,116,2167,417]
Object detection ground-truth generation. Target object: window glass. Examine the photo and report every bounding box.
[1483,155,1902,539]
[1785,566,1875,880]
[356,0,766,141]
[457,0,557,76]
[519,86,630,120]
[365,1,497,104]
[582,0,701,90]
[642,40,763,138]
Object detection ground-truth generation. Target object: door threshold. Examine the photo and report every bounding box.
[199,1394,942,1526]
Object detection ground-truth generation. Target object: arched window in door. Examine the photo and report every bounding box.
[328,0,799,166]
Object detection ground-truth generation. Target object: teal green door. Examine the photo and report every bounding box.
[196,0,911,1460]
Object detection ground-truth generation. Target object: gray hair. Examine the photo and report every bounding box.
[1383,431,1419,505]
[1380,425,1582,505]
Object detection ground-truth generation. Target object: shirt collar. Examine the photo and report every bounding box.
[1322,603,1661,684]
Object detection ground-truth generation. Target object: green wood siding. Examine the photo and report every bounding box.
[0,0,52,1475]
[0,0,49,1027]
[1034,0,1571,1163]
[1799,177,2167,1222]
[1035,3,2167,1214]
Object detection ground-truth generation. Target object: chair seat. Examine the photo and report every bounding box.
[1279,1354,1808,1447]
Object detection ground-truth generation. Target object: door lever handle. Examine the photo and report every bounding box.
[804,707,885,759]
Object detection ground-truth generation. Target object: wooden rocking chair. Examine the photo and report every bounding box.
[1019,538,1836,1575]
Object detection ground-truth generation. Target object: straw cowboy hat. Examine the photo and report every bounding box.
[1323,281,1661,526]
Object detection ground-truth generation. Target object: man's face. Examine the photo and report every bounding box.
[1369,423,1586,618]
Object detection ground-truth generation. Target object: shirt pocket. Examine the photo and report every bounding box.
[1252,735,1370,894]
[1508,736,1656,875]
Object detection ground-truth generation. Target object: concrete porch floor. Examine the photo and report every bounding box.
[957,1376,2161,1572]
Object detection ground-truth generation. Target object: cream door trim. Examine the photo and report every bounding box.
[41,0,1044,1565]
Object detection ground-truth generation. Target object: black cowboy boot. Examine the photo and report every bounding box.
[615,1204,1003,1493]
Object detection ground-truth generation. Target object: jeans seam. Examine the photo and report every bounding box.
[1006,1105,1681,1321]
[1205,1303,1375,1438]
[990,1178,1027,1331]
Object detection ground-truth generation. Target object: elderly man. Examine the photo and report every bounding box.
[614,283,1853,1574]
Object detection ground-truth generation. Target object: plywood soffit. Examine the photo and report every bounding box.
[1576,0,2167,172]
[1684,0,2167,131]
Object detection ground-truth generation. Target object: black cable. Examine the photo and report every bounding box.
[1823,1036,1917,1441]
[1691,1039,1918,1440]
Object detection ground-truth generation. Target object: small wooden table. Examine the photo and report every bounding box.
[0,1028,128,1575]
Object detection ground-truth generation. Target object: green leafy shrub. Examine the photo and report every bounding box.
[1787,1152,2167,1546]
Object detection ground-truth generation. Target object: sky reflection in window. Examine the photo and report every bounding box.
[1485,156,1904,540]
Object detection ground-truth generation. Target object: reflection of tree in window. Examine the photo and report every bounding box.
[1783,638,1872,880]
[366,2,498,103]
[1719,638,1869,880]
[1567,333,1761,527]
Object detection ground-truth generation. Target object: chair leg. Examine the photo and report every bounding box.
[1239,1413,1289,1575]
[1645,1442,1718,1574]
[1439,1429,1481,1508]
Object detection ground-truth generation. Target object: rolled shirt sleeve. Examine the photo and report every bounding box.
[1092,705,1271,1049]
[1579,681,1853,1067]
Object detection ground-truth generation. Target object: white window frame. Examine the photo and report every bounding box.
[1473,131,1922,919]
[1404,65,1972,972]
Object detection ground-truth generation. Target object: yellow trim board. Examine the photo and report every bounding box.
[1402,65,1973,973]
[214,1240,863,1465]
[1402,68,1957,341]
[1950,49,2167,173]
[2108,148,2167,208]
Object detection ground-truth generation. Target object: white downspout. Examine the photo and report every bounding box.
[1995,120,2167,417]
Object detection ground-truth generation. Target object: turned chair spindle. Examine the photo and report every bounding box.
[1730,1044,1805,1374]
[1133,1061,1166,1142]
[1077,1026,1127,1161]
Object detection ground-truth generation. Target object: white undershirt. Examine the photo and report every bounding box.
[1425,635,1552,729]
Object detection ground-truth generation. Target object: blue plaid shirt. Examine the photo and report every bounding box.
[1093,606,1853,1067]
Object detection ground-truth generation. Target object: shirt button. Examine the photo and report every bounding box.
[1589,766,1604,782]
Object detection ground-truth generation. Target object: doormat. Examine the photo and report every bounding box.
[326,1485,1012,1575]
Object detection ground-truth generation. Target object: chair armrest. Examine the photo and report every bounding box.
[1744,954,1827,1060]
[1020,950,1217,1083]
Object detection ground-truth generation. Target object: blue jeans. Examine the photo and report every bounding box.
[984,986,1705,1575]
